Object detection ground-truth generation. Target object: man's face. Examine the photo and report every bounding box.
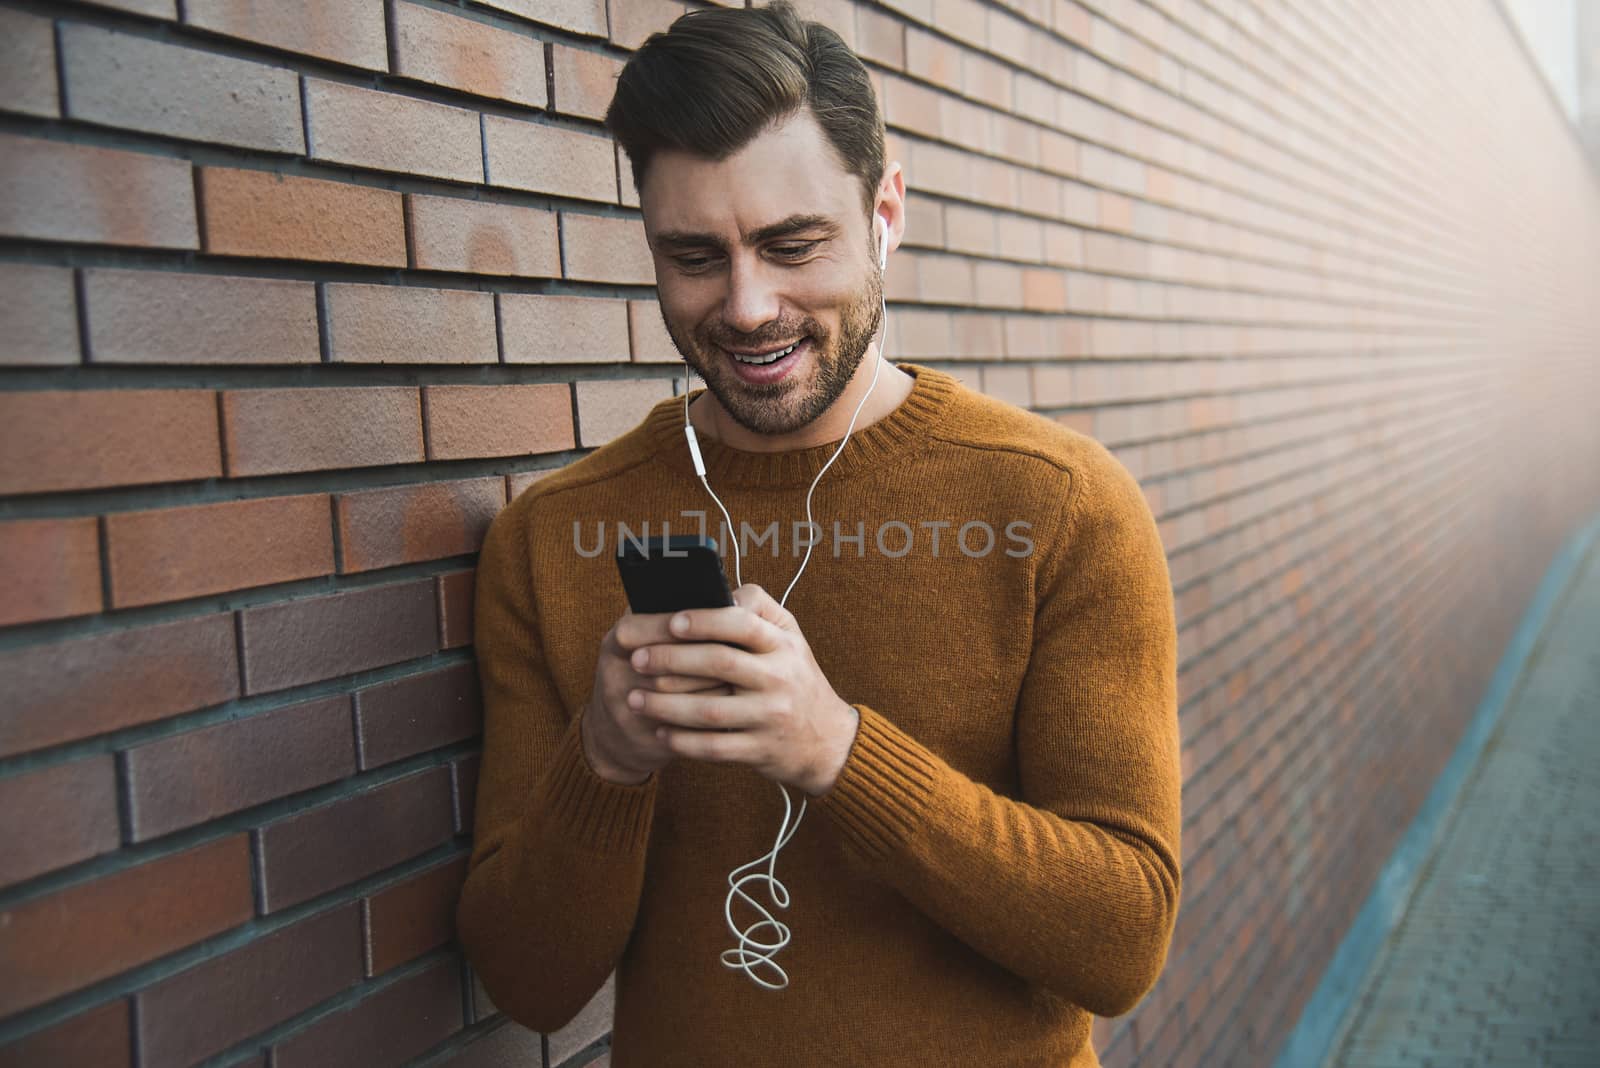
[640,108,883,438]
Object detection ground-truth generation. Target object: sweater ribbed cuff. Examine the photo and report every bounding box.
[817,704,938,861]
[535,714,658,855]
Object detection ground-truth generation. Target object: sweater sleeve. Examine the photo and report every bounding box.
[815,449,1182,1018]
[455,500,658,1032]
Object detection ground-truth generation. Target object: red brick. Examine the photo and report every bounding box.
[437,568,476,649]
[60,25,303,153]
[354,662,481,770]
[0,10,59,118]
[106,494,333,608]
[85,268,318,365]
[0,389,220,496]
[136,904,364,1068]
[393,3,547,109]
[552,42,623,121]
[336,477,505,574]
[306,78,482,183]
[221,386,423,477]
[629,299,679,363]
[274,957,462,1067]
[499,294,629,363]
[365,857,469,975]
[0,835,252,1016]
[198,166,405,267]
[0,613,238,758]
[125,695,355,841]
[256,766,455,913]
[0,999,131,1068]
[424,384,575,460]
[0,134,196,249]
[406,194,560,277]
[451,754,480,836]
[608,0,684,49]
[0,517,101,627]
[575,378,674,447]
[239,579,438,695]
[326,283,497,364]
[182,0,386,69]
[482,0,607,37]
[855,4,906,69]
[561,213,655,284]
[0,264,78,366]
[483,115,616,202]
[507,469,554,501]
[0,755,119,889]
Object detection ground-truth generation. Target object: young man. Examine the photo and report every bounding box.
[456,4,1181,1065]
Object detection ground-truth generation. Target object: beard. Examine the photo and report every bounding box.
[663,264,884,438]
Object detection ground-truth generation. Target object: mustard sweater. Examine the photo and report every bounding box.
[457,364,1182,1066]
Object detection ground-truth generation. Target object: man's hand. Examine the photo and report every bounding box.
[582,610,730,785]
[625,584,860,797]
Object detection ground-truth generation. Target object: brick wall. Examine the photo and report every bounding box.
[0,1,1596,1067]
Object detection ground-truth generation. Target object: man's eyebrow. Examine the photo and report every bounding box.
[653,213,840,251]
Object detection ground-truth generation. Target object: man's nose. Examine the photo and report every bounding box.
[721,253,781,337]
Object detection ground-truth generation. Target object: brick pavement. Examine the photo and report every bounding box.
[1324,541,1600,1067]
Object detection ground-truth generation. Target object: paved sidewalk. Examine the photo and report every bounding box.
[1324,540,1600,1067]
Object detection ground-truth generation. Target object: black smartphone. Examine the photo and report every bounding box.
[615,534,735,615]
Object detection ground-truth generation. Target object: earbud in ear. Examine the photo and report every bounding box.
[876,213,889,272]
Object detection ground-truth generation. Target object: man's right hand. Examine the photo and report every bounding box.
[581,610,730,785]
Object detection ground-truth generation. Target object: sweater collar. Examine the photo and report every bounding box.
[644,362,955,490]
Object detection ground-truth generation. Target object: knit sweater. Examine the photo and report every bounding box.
[456,363,1182,1067]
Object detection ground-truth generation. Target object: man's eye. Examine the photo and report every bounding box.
[771,242,819,258]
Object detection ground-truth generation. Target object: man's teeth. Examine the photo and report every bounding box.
[730,340,800,365]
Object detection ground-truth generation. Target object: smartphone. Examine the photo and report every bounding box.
[615,534,735,615]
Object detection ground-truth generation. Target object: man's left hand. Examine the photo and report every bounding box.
[626,583,859,797]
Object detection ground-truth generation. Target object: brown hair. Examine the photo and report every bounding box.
[604,0,886,222]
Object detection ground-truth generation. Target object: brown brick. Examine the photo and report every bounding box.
[275,957,462,1067]
[437,568,475,649]
[499,294,629,363]
[483,115,616,202]
[629,299,679,363]
[0,999,131,1068]
[0,517,101,627]
[125,695,355,841]
[0,613,238,758]
[406,194,560,277]
[106,494,333,608]
[561,213,655,284]
[424,384,574,460]
[0,10,60,118]
[0,134,196,249]
[326,283,497,364]
[198,167,406,267]
[0,835,252,1016]
[0,755,119,889]
[550,975,615,1065]
[507,469,554,501]
[435,1014,542,1066]
[85,268,319,365]
[575,378,674,447]
[355,662,481,770]
[0,264,78,366]
[365,857,468,975]
[481,0,606,37]
[617,142,639,207]
[83,0,175,15]
[136,904,364,1068]
[608,0,684,49]
[451,754,480,835]
[256,766,455,913]
[221,386,423,477]
[306,79,482,183]
[0,389,220,496]
[551,42,623,121]
[336,478,504,574]
[183,0,386,69]
[239,579,437,695]
[393,3,547,109]
[60,25,303,153]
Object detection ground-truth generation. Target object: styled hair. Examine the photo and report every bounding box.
[604,0,886,221]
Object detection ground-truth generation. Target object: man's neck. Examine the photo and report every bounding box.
[687,348,917,453]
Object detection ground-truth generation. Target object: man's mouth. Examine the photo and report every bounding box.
[725,339,802,366]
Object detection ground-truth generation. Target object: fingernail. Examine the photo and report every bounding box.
[671,614,689,635]
[632,648,648,670]
[628,690,643,709]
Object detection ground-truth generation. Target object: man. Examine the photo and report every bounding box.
[456,3,1181,1064]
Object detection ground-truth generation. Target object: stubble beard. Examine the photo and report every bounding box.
[665,264,884,438]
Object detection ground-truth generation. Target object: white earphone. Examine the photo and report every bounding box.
[682,210,892,990]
